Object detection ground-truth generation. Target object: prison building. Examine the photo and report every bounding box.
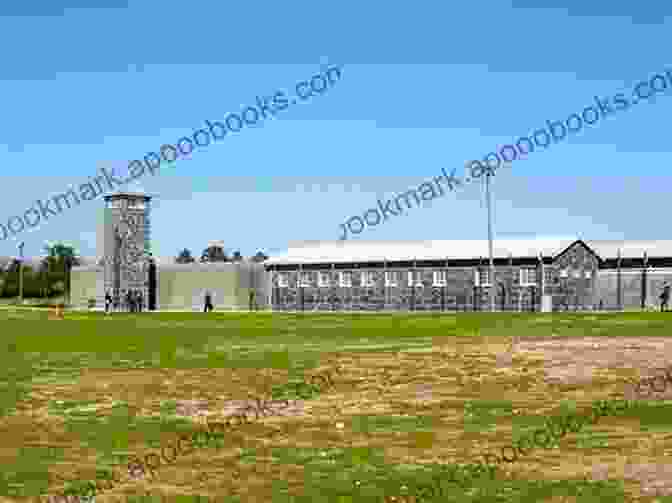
[263,239,672,311]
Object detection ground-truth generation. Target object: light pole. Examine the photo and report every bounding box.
[560,268,569,311]
[641,251,648,311]
[539,252,545,312]
[485,170,496,311]
[17,241,24,304]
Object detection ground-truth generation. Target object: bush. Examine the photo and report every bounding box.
[0,270,66,298]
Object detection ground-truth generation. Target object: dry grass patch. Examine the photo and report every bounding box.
[6,313,672,502]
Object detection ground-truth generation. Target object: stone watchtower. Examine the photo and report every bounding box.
[102,192,152,308]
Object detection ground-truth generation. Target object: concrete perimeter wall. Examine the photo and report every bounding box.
[157,262,268,311]
[70,266,103,309]
[71,261,269,311]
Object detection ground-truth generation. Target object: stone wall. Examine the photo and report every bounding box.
[102,195,151,305]
[267,242,612,312]
[269,264,551,311]
[548,241,599,310]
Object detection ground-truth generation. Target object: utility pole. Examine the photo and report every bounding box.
[17,241,24,304]
[249,261,253,311]
[485,170,496,311]
[539,251,545,312]
[641,251,648,310]
[616,248,622,311]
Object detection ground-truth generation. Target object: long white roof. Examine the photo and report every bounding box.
[584,240,672,259]
[264,239,672,265]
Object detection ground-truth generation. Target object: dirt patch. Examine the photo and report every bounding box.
[592,461,672,497]
[514,336,672,397]
[492,335,672,499]
[9,333,672,502]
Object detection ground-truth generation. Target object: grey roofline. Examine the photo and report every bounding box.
[103,192,152,201]
[266,239,672,266]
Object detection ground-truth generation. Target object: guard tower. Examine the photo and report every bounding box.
[102,191,153,309]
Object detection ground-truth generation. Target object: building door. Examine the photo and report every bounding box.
[147,261,157,310]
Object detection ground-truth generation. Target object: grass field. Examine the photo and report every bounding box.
[2,308,672,502]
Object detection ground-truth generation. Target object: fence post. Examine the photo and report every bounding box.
[616,249,622,310]
[641,251,648,310]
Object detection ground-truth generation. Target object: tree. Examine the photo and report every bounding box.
[38,257,54,299]
[5,258,21,273]
[232,250,243,262]
[44,242,80,268]
[44,242,80,305]
[175,248,196,264]
[251,251,268,263]
[200,245,228,262]
[0,263,6,297]
[0,260,43,298]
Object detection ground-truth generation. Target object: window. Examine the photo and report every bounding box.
[361,271,375,287]
[433,270,447,287]
[277,273,288,287]
[519,267,537,286]
[339,271,352,288]
[474,268,491,287]
[128,199,145,209]
[318,271,330,287]
[584,270,592,279]
[559,269,568,279]
[299,271,312,287]
[407,271,423,287]
[385,271,398,287]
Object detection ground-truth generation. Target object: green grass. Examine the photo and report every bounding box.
[463,400,514,433]
[3,310,672,501]
[263,455,628,503]
[348,414,436,435]
[618,400,672,431]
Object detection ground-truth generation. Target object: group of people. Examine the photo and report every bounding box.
[105,289,144,314]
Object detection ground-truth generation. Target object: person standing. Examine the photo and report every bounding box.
[660,282,671,312]
[105,291,113,315]
[137,290,144,313]
[204,291,213,313]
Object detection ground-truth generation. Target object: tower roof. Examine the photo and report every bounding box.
[103,192,151,201]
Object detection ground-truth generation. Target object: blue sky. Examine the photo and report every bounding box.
[0,0,671,260]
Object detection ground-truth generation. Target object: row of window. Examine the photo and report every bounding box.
[273,268,569,288]
[107,199,147,210]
